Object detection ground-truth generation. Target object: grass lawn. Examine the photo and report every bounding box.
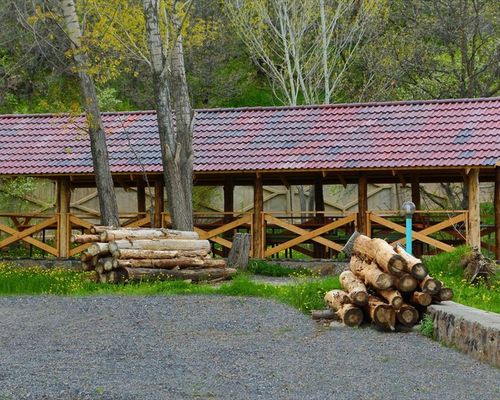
[0,246,497,314]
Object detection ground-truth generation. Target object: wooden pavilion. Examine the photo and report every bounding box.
[0,97,499,260]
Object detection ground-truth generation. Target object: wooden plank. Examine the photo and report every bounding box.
[194,227,233,249]
[69,243,92,257]
[264,214,354,257]
[125,215,151,228]
[467,168,480,249]
[198,215,251,240]
[69,214,93,229]
[370,214,456,252]
[0,217,59,256]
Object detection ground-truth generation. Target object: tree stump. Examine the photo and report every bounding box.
[227,233,251,270]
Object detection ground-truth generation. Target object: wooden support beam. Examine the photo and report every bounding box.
[495,166,500,260]
[314,178,325,258]
[57,177,71,258]
[467,168,480,250]
[253,173,264,258]
[358,175,368,235]
[137,179,146,214]
[154,179,164,228]
[223,178,235,257]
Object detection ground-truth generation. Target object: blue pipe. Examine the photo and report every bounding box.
[406,216,412,255]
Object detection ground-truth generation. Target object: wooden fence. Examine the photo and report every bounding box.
[0,209,491,259]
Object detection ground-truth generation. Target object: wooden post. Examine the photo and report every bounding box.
[358,175,368,235]
[314,178,325,258]
[411,176,423,256]
[154,179,164,228]
[253,173,264,258]
[137,178,146,214]
[467,168,480,250]
[57,177,71,258]
[495,166,500,260]
[223,178,235,256]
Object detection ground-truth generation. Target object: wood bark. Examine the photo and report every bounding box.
[109,239,211,254]
[411,291,432,307]
[90,226,115,234]
[393,273,417,292]
[227,233,251,269]
[339,270,368,306]
[365,295,396,330]
[100,228,199,242]
[113,249,208,259]
[395,245,428,279]
[377,289,403,310]
[97,257,118,272]
[115,257,225,270]
[396,304,419,327]
[59,0,119,227]
[349,255,393,290]
[324,289,351,310]
[143,0,194,231]
[86,242,110,257]
[419,275,442,295]
[71,234,100,244]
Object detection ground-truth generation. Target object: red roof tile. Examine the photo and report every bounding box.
[0,97,499,175]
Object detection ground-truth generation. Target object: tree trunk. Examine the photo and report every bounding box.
[109,239,210,253]
[227,233,251,269]
[115,257,225,270]
[339,271,368,306]
[311,309,337,320]
[59,0,119,227]
[349,255,393,290]
[100,228,199,241]
[143,0,194,231]
[113,249,208,259]
[352,235,407,276]
[115,266,236,283]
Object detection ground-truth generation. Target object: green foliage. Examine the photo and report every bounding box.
[420,314,434,338]
[246,260,314,277]
[0,177,38,212]
[0,264,340,313]
[423,247,499,313]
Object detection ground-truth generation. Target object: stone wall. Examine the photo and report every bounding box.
[427,302,499,367]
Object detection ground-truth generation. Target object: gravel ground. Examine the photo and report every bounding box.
[0,296,498,400]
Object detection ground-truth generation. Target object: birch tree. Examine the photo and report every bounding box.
[142,0,194,230]
[224,0,381,105]
[59,0,120,226]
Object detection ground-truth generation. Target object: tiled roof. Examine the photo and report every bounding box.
[0,97,499,175]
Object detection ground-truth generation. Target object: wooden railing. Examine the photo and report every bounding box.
[367,210,469,253]
[0,212,59,257]
[261,211,357,258]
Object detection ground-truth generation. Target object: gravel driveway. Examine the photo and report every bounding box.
[0,296,498,400]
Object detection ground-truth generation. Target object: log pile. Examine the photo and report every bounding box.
[319,234,454,331]
[73,226,237,284]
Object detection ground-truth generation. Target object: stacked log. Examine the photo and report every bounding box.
[318,234,454,331]
[73,227,236,284]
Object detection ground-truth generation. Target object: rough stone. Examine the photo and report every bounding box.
[427,301,500,367]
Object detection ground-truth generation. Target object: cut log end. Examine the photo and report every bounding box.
[420,276,442,295]
[395,273,417,292]
[411,291,432,307]
[387,255,407,277]
[409,263,428,280]
[350,291,369,307]
[396,304,419,327]
[434,287,454,302]
[339,304,364,327]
